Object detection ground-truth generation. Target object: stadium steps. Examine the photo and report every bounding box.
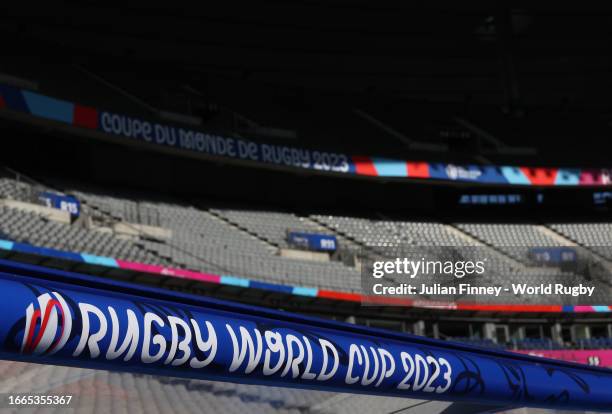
[66,192,249,272]
[68,197,179,268]
[294,215,362,251]
[541,224,612,281]
[307,215,376,255]
[444,224,526,270]
[0,168,163,266]
[290,215,372,269]
[64,195,243,275]
[536,225,580,247]
[206,208,280,253]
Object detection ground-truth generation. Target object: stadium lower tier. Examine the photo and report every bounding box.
[0,235,610,314]
[1,171,612,309]
[0,359,437,414]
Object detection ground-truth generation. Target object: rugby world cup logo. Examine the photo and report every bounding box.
[21,292,72,355]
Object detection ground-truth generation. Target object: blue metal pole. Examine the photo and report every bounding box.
[0,259,610,411]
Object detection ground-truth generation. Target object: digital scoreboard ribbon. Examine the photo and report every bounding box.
[0,259,611,411]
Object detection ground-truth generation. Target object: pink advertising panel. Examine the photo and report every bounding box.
[515,349,612,368]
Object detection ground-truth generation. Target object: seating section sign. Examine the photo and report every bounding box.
[38,191,80,217]
[287,232,337,251]
[528,247,577,264]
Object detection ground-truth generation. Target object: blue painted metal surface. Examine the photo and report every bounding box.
[0,259,611,411]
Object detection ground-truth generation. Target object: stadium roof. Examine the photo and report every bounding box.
[4,3,612,164]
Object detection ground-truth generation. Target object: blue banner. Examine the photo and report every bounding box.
[8,82,612,187]
[287,232,337,251]
[98,111,352,174]
[39,192,80,217]
[529,247,577,264]
[0,260,611,411]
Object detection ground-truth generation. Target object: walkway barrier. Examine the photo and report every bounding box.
[0,259,611,411]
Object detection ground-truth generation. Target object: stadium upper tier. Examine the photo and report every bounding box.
[2,82,612,188]
[1,173,612,305]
